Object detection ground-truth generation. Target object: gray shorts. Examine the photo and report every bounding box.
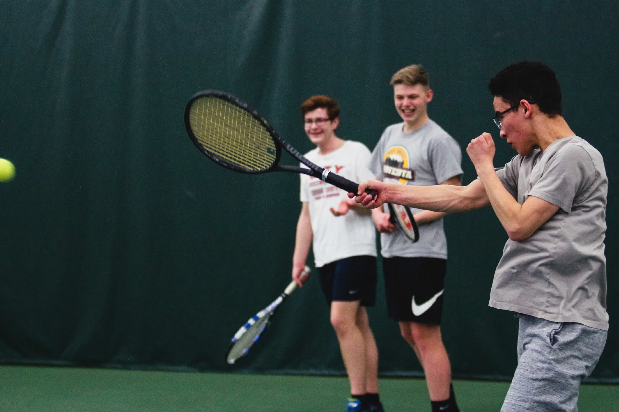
[502,314,607,412]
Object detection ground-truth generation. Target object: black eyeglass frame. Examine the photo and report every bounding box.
[492,100,536,129]
[303,118,332,125]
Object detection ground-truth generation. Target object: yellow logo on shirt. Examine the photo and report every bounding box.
[383,146,415,185]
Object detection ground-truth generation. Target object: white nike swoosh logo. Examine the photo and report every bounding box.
[411,290,444,316]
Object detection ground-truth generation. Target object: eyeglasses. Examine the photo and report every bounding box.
[492,101,536,129]
[304,118,331,126]
[492,103,520,130]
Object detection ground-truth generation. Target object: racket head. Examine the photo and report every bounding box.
[225,267,310,365]
[225,312,273,364]
[388,203,420,243]
[184,90,282,174]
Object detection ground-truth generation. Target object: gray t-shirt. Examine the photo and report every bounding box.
[369,120,463,259]
[492,136,609,330]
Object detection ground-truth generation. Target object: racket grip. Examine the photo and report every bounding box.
[325,173,377,198]
[284,280,298,295]
[286,266,310,295]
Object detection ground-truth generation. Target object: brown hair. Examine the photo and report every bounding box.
[300,95,340,120]
[390,64,429,88]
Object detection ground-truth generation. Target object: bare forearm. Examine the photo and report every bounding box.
[476,166,559,241]
[476,167,519,230]
[293,209,313,267]
[388,182,488,214]
[412,175,461,223]
[413,209,448,224]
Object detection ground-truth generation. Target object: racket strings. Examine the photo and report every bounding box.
[189,97,277,172]
[227,315,270,363]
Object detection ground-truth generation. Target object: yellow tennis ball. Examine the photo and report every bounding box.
[0,158,15,182]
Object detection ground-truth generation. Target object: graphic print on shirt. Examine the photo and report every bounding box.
[383,146,415,185]
[309,165,345,200]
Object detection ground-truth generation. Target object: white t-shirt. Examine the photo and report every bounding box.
[300,141,377,267]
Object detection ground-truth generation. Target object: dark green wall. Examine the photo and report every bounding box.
[1,0,617,382]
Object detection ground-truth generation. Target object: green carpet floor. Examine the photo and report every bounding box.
[0,365,616,411]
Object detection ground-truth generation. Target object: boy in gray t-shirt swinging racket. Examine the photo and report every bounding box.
[354,62,608,412]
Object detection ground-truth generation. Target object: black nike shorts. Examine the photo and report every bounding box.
[318,255,377,306]
[383,257,446,324]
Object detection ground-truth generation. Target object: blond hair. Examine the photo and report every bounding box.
[390,64,429,88]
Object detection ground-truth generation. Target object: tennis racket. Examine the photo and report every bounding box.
[388,203,420,242]
[184,90,375,196]
[225,266,310,365]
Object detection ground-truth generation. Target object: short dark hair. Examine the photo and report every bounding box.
[300,95,340,120]
[390,64,429,88]
[488,62,562,116]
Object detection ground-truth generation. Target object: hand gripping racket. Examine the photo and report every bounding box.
[184,91,375,196]
[388,203,420,243]
[225,266,311,365]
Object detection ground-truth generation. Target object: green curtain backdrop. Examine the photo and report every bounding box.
[1,0,617,382]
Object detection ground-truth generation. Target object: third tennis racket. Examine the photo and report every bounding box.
[225,266,310,364]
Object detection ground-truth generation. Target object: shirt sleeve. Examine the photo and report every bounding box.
[428,133,463,184]
[369,129,388,179]
[299,173,309,202]
[355,143,376,182]
[527,144,595,213]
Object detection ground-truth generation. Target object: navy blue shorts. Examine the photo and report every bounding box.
[383,257,446,324]
[318,255,377,307]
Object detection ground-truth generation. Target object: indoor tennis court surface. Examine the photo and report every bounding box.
[0,365,616,411]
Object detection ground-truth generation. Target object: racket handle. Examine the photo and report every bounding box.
[284,280,298,295]
[285,266,310,295]
[324,172,377,198]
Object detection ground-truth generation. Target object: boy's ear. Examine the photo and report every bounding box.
[426,88,434,102]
